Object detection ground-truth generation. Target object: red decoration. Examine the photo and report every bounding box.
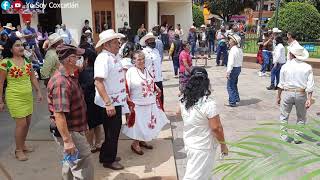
[9,67,23,78]
[21,14,32,23]
[25,64,32,76]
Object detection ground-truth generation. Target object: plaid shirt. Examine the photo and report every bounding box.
[47,66,88,132]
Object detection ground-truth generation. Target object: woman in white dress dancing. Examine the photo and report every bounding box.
[122,50,169,155]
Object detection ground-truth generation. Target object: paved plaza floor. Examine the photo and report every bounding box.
[0,57,320,180]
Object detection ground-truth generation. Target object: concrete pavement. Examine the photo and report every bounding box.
[1,56,320,180]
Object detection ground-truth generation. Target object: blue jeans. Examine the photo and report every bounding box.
[270,63,284,87]
[208,40,215,56]
[172,56,179,76]
[261,51,271,73]
[190,42,196,57]
[216,44,228,66]
[227,67,241,105]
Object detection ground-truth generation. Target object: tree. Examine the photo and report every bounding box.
[192,4,205,27]
[282,0,320,12]
[206,0,259,22]
[268,2,320,40]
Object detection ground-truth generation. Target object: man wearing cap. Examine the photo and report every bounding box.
[47,44,94,179]
[94,29,126,170]
[277,44,314,143]
[226,34,243,107]
[141,32,164,107]
[41,33,63,86]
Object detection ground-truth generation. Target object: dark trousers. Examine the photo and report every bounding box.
[270,63,284,87]
[155,81,164,108]
[172,57,179,76]
[216,44,228,66]
[227,67,241,105]
[190,42,196,57]
[99,105,122,163]
[208,40,215,56]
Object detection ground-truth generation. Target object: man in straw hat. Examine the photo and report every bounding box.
[1,23,16,39]
[94,29,126,170]
[187,25,197,58]
[141,32,164,107]
[40,33,63,86]
[47,44,94,180]
[277,44,314,144]
[226,33,243,107]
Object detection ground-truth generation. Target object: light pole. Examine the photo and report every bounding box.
[275,0,280,27]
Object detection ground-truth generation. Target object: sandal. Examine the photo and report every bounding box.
[23,145,34,153]
[139,142,153,149]
[15,150,28,161]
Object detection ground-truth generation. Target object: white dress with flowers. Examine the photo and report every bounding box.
[122,67,169,141]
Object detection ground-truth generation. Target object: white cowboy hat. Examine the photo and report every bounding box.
[140,32,156,46]
[190,25,196,29]
[47,33,63,49]
[3,23,16,30]
[95,29,125,48]
[287,44,309,60]
[272,27,282,33]
[84,29,92,34]
[228,33,242,48]
[200,24,206,28]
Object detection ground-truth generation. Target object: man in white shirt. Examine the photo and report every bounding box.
[140,32,164,108]
[175,24,184,40]
[277,44,314,144]
[94,29,126,170]
[58,24,72,45]
[286,32,300,60]
[226,34,243,107]
[267,36,286,90]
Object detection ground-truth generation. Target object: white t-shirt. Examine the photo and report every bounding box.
[94,50,127,107]
[143,46,163,82]
[180,96,219,150]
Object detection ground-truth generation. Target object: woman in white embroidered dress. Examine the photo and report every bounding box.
[179,67,228,180]
[122,50,169,155]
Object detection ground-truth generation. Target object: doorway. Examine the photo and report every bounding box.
[38,0,62,34]
[161,15,175,28]
[129,1,148,37]
[0,12,20,28]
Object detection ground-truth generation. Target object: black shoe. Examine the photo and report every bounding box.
[100,157,121,163]
[294,140,303,144]
[103,161,124,170]
[266,85,275,90]
[225,103,237,107]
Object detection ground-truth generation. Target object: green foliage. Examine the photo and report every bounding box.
[282,0,320,11]
[192,4,204,27]
[268,2,320,40]
[207,0,258,22]
[214,121,320,179]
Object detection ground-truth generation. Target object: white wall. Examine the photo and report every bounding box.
[159,1,193,41]
[60,0,93,45]
[114,0,130,32]
[148,0,158,31]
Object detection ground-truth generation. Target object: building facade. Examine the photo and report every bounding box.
[2,0,192,44]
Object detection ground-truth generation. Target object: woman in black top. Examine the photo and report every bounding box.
[78,42,103,153]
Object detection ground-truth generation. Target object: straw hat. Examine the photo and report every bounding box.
[95,29,125,48]
[84,29,92,34]
[47,33,63,49]
[200,24,206,28]
[190,25,196,29]
[3,23,15,30]
[287,44,309,60]
[228,33,242,48]
[272,28,282,33]
[140,32,156,46]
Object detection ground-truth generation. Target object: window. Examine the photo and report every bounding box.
[94,11,112,33]
[263,5,269,11]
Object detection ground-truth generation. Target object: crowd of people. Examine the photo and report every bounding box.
[0,18,315,180]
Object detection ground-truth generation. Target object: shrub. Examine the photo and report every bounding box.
[192,4,204,28]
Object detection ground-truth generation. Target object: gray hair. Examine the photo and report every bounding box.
[133,50,145,60]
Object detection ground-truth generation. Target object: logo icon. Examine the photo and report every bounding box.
[1,1,11,11]
[13,0,23,11]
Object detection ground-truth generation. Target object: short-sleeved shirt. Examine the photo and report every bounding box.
[179,50,192,73]
[47,66,88,132]
[180,96,219,150]
[94,50,127,107]
[23,27,37,45]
